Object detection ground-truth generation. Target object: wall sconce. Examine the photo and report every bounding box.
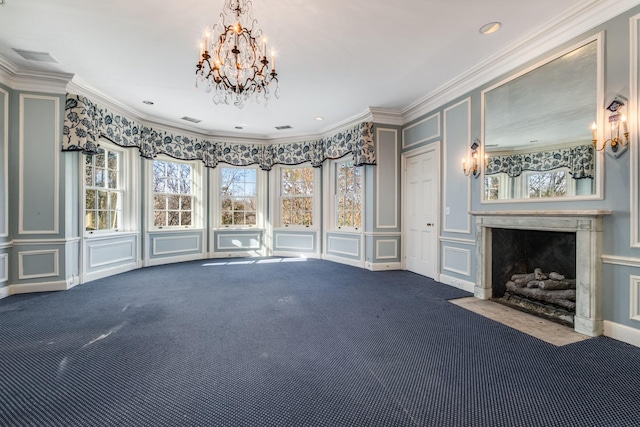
[592,97,629,156]
[462,139,481,178]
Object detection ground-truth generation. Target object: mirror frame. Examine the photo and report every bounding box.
[480,33,604,203]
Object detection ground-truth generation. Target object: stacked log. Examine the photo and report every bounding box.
[504,268,576,312]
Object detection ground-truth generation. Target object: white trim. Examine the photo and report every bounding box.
[631,275,640,322]
[365,261,402,272]
[376,128,399,229]
[0,87,7,238]
[322,253,365,269]
[18,249,59,280]
[375,239,398,260]
[9,277,78,295]
[0,253,7,282]
[13,237,81,245]
[439,273,475,294]
[274,233,314,251]
[82,262,138,284]
[327,235,360,257]
[0,242,11,250]
[216,232,261,250]
[439,236,476,246]
[442,245,472,276]
[152,234,202,256]
[601,255,640,268]
[480,34,605,204]
[604,320,640,348]
[402,112,440,149]
[88,240,136,269]
[443,97,472,234]
[402,0,632,124]
[631,14,640,248]
[0,59,73,94]
[0,286,9,300]
[143,252,205,267]
[401,142,441,279]
[18,94,60,235]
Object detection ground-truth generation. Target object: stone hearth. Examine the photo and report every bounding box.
[471,210,610,337]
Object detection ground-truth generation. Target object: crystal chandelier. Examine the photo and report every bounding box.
[196,0,279,109]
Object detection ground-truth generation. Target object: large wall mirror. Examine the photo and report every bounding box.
[482,37,601,202]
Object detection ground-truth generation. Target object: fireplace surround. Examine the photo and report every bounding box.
[471,210,611,337]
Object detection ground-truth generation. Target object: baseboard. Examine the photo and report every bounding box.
[0,286,9,300]
[82,262,138,284]
[604,320,640,348]
[9,279,72,295]
[322,254,365,269]
[365,261,402,271]
[208,251,266,259]
[143,253,206,267]
[439,273,475,293]
[272,251,319,259]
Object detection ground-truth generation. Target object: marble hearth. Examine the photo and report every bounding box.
[471,210,611,337]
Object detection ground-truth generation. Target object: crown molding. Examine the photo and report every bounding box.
[402,0,639,124]
[368,107,403,126]
[0,56,73,94]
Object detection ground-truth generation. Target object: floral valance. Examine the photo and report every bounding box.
[485,144,594,179]
[62,94,375,170]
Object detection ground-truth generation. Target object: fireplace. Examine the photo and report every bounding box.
[491,228,576,326]
[471,210,610,337]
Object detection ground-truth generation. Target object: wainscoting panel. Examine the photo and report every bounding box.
[273,231,316,253]
[326,233,361,260]
[86,236,136,269]
[0,88,7,239]
[403,112,440,149]
[0,252,7,283]
[214,229,263,252]
[442,245,472,277]
[150,232,203,258]
[376,128,399,230]
[632,275,640,322]
[18,249,59,280]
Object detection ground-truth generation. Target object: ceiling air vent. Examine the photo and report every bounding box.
[13,49,58,63]
[275,125,292,130]
[181,116,202,124]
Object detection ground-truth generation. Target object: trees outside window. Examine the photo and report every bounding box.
[84,147,122,232]
[281,167,314,226]
[220,167,257,226]
[153,160,194,228]
[335,161,362,229]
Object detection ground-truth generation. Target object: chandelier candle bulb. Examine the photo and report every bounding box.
[622,115,628,134]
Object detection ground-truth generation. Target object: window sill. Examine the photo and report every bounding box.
[84,231,138,240]
[212,227,265,231]
[328,228,363,235]
[148,228,205,233]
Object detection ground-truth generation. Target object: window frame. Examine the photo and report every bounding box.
[328,159,364,232]
[272,164,320,230]
[81,140,137,235]
[213,165,265,229]
[148,156,203,230]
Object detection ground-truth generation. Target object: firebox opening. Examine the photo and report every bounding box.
[491,228,576,326]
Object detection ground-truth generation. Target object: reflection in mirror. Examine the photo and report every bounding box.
[483,40,598,201]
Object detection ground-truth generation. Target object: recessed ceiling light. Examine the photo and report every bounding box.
[479,22,502,35]
[315,117,324,121]
[142,100,154,105]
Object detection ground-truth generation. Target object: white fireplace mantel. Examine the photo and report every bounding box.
[471,210,611,337]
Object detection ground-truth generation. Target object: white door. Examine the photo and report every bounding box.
[405,150,438,278]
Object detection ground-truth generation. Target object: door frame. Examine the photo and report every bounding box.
[401,142,441,280]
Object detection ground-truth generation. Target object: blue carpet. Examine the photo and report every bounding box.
[0,258,639,426]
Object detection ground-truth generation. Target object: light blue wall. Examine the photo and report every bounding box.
[401,5,640,334]
[0,85,8,291]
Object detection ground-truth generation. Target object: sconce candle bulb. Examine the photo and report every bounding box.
[593,98,630,153]
[462,139,481,178]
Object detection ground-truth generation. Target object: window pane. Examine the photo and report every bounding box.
[153,161,165,179]
[111,210,120,229]
[167,195,180,210]
[221,198,233,211]
[303,197,313,211]
[154,211,166,227]
[181,211,192,226]
[303,212,312,226]
[154,178,167,193]
[180,196,192,211]
[108,170,118,189]
[95,152,105,168]
[95,168,105,187]
[85,165,93,186]
[109,192,119,210]
[233,211,245,225]
[154,195,166,210]
[166,161,178,177]
[85,211,96,231]
[246,212,256,225]
[222,211,233,225]
[98,191,108,209]
[86,190,96,209]
[107,151,118,170]
[166,179,179,194]
[179,179,191,194]
[180,164,191,180]
[167,211,180,226]
[98,211,108,230]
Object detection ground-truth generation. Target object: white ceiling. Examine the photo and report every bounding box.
[0,0,633,140]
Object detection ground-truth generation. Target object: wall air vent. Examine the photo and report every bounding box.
[181,116,202,124]
[13,49,58,63]
[275,125,292,130]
